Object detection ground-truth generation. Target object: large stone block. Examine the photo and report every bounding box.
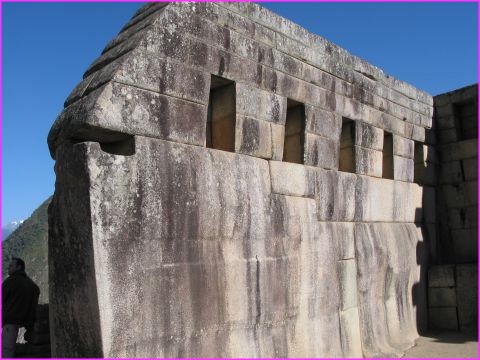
[355,223,419,357]
[236,83,287,124]
[235,115,273,159]
[355,176,395,222]
[269,161,315,198]
[393,156,414,182]
[339,307,363,358]
[315,170,356,222]
[429,265,455,288]
[304,105,341,141]
[304,133,339,170]
[393,135,414,159]
[428,288,457,307]
[455,264,478,332]
[448,206,478,229]
[355,122,383,151]
[354,146,383,177]
[114,50,211,104]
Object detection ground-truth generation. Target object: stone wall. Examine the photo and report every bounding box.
[428,85,478,333]
[48,3,434,357]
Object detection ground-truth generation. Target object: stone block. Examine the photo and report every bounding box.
[339,307,363,358]
[114,54,210,105]
[235,116,272,159]
[394,156,414,182]
[411,125,425,143]
[439,160,463,184]
[462,158,478,180]
[269,161,315,198]
[412,184,423,223]
[393,136,414,159]
[316,170,356,222]
[393,181,414,222]
[452,228,478,263]
[271,123,285,161]
[354,146,382,177]
[355,176,395,222]
[355,122,383,151]
[440,139,478,162]
[428,307,458,331]
[304,133,339,170]
[236,83,287,125]
[435,103,454,118]
[437,128,458,144]
[304,105,341,141]
[338,259,358,311]
[429,265,455,287]
[456,264,478,289]
[415,144,437,164]
[456,279,478,333]
[428,288,457,307]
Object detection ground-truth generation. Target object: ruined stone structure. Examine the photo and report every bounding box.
[47,2,473,358]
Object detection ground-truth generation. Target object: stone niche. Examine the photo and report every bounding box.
[47,2,434,358]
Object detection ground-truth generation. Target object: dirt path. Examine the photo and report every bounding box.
[403,331,478,358]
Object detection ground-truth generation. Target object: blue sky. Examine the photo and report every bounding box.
[2,2,478,225]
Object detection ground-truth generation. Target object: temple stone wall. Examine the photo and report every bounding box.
[428,85,478,333]
[48,3,436,357]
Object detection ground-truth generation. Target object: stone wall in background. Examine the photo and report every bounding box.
[428,85,478,333]
[48,3,436,357]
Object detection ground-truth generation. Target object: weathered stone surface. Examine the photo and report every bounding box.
[428,288,457,307]
[235,116,272,159]
[354,146,382,177]
[355,223,419,357]
[48,2,439,357]
[393,156,414,182]
[393,135,414,159]
[315,170,356,222]
[429,265,455,288]
[304,105,341,141]
[269,161,315,198]
[304,133,338,170]
[428,308,458,331]
[448,206,478,229]
[355,122,383,151]
[338,259,358,311]
[452,228,478,263]
[339,307,363,358]
[440,139,478,162]
[439,160,463,184]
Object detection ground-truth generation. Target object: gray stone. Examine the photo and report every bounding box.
[393,156,414,182]
[428,308,458,331]
[456,264,478,332]
[439,160,463,184]
[235,116,273,159]
[440,139,478,162]
[355,122,383,151]
[462,158,478,180]
[428,288,457,307]
[338,259,358,311]
[429,265,455,288]
[304,133,339,170]
[452,228,478,263]
[316,170,357,222]
[269,161,315,198]
[354,146,382,177]
[304,105,341,141]
[422,186,436,224]
[393,136,414,159]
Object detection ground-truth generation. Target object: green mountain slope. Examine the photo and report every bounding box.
[2,197,51,304]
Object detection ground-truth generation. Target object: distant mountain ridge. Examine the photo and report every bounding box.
[2,197,51,304]
[2,220,25,241]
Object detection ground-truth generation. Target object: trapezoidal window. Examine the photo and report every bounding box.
[339,118,355,173]
[413,141,425,184]
[206,75,236,152]
[382,132,394,179]
[283,99,305,164]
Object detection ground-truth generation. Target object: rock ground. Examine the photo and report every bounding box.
[403,332,478,358]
